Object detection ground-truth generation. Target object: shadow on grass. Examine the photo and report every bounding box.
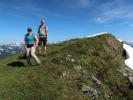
[7,61,25,67]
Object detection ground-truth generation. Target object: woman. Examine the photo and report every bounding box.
[37,20,48,54]
[24,27,41,66]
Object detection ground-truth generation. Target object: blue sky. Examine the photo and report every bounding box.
[0,0,133,44]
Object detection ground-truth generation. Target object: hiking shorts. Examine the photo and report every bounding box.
[26,44,34,48]
[38,37,47,46]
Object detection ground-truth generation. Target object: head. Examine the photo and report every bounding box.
[40,20,45,26]
[27,27,32,34]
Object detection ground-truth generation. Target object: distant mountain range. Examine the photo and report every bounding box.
[127,42,133,47]
[0,43,23,57]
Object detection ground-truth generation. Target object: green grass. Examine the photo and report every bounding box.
[0,34,132,100]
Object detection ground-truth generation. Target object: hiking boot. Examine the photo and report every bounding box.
[37,61,41,66]
[27,63,32,67]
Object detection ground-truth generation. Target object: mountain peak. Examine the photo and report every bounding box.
[87,32,109,38]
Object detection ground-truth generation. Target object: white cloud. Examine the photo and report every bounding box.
[93,0,133,23]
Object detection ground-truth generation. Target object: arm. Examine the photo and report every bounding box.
[44,27,48,39]
[46,28,48,39]
[24,35,27,48]
[34,36,39,47]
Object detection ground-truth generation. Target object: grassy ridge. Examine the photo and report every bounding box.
[0,34,132,100]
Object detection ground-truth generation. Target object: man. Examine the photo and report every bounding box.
[24,27,41,66]
[37,20,48,54]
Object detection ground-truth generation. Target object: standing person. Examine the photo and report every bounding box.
[37,20,48,55]
[24,27,41,66]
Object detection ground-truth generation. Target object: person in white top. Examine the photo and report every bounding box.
[37,20,48,54]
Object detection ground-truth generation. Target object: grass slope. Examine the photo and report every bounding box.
[0,34,132,100]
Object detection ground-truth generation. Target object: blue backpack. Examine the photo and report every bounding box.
[25,34,35,45]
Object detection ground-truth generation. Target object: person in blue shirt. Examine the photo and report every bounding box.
[24,27,41,66]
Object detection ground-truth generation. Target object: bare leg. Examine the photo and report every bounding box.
[26,47,32,65]
[31,46,41,64]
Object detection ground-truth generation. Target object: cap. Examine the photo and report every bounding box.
[27,27,32,32]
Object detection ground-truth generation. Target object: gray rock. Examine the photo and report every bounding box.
[82,85,99,100]
[128,76,133,89]
[91,75,102,85]
[118,67,133,89]
[129,76,133,83]
[67,55,72,57]
[66,55,75,63]
[117,67,133,77]
[71,59,75,63]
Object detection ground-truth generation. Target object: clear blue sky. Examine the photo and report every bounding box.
[0,0,133,44]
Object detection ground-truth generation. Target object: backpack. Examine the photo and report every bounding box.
[25,34,36,45]
[38,25,47,36]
